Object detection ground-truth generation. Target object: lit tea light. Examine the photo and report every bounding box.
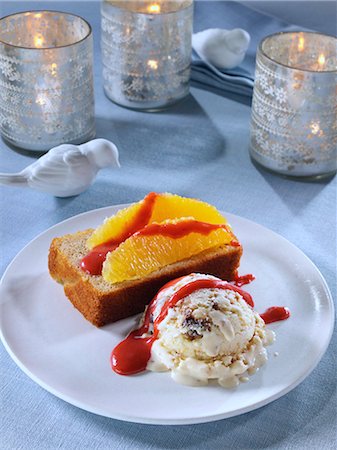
[0,10,95,151]
[309,121,323,137]
[250,31,337,178]
[36,93,47,106]
[35,92,53,113]
[317,53,326,69]
[147,3,161,14]
[147,59,158,70]
[101,0,193,110]
[50,63,58,76]
[34,34,44,48]
[298,34,305,52]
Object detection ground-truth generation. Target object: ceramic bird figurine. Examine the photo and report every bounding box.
[0,139,120,197]
[192,28,251,69]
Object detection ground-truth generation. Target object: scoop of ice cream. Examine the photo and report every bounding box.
[147,274,274,387]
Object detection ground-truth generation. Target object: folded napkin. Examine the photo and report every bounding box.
[191,2,302,98]
[192,52,254,98]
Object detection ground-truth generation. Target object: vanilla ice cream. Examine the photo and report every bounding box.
[145,273,275,388]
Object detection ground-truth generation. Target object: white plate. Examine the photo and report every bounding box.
[0,206,334,425]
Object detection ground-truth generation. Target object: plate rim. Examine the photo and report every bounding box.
[0,205,335,425]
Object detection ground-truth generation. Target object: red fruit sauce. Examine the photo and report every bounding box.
[81,192,158,275]
[111,278,254,376]
[260,306,291,324]
[111,276,290,376]
[81,193,238,276]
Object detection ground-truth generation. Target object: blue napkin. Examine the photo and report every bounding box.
[191,1,302,98]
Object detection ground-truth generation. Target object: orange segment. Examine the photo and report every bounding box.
[87,193,227,249]
[150,193,226,225]
[87,194,155,249]
[102,218,233,283]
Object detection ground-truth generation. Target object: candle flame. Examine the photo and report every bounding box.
[51,63,58,76]
[318,53,326,68]
[34,35,44,48]
[147,59,158,70]
[36,94,46,106]
[310,121,323,136]
[298,35,305,52]
[148,3,161,13]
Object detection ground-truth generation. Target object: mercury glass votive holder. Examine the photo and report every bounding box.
[0,11,95,152]
[250,32,337,178]
[101,0,193,111]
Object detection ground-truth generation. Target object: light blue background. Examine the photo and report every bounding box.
[1,2,336,449]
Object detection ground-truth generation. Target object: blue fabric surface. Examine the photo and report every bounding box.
[0,2,336,449]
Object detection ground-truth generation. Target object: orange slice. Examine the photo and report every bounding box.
[87,199,149,250]
[102,218,234,283]
[87,192,226,249]
[150,193,226,225]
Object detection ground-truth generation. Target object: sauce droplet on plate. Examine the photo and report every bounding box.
[260,306,290,324]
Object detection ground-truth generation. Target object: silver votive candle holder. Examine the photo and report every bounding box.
[0,11,95,152]
[250,31,337,178]
[101,0,193,111]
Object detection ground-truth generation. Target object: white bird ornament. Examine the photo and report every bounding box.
[192,28,251,69]
[0,139,120,197]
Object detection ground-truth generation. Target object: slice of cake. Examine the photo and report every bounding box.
[48,193,242,326]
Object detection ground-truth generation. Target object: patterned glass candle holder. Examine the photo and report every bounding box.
[0,11,95,152]
[101,0,193,111]
[250,32,337,178]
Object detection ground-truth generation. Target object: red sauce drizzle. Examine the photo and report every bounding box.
[260,306,290,324]
[233,272,255,287]
[230,240,241,247]
[134,220,232,238]
[119,191,158,241]
[81,213,238,275]
[80,241,119,275]
[111,277,253,375]
[81,192,158,274]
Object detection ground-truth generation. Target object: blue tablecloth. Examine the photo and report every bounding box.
[1,2,336,449]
